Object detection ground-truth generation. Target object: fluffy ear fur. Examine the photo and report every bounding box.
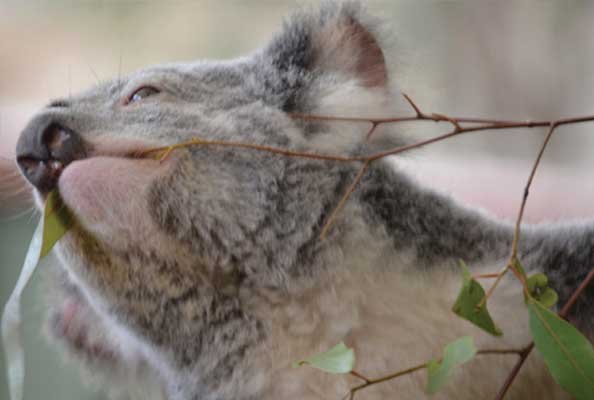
[260,2,403,154]
[265,1,388,89]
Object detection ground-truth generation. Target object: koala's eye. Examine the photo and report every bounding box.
[126,86,160,104]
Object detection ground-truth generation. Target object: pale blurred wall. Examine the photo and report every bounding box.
[2,1,594,399]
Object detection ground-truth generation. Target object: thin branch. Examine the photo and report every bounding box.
[477,348,525,356]
[346,346,527,400]
[560,266,594,318]
[365,122,379,140]
[402,93,422,117]
[511,122,558,259]
[494,343,534,400]
[472,273,501,280]
[320,161,371,239]
[479,122,560,308]
[348,362,428,400]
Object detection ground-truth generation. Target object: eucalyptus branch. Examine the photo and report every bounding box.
[346,347,528,400]
[479,122,559,308]
[142,94,594,238]
[494,265,594,400]
[347,363,428,400]
[138,96,594,399]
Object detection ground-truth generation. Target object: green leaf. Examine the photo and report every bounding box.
[526,273,558,308]
[40,190,73,258]
[537,288,559,309]
[426,336,477,394]
[527,273,548,293]
[528,299,594,400]
[292,342,355,374]
[452,261,502,336]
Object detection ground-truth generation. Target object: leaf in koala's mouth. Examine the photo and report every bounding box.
[41,190,74,257]
[1,189,73,400]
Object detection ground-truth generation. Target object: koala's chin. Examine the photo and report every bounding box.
[14,2,591,400]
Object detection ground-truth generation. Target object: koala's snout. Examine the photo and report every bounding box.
[16,115,86,193]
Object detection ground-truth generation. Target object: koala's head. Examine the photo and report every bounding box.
[15,0,401,383]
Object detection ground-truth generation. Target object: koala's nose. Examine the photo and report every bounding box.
[16,118,86,193]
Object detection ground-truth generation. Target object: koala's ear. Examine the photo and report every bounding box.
[265,2,388,89]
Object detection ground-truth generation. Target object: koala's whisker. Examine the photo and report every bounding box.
[0,205,36,223]
[86,62,101,85]
[26,206,41,224]
[1,185,30,199]
[0,173,24,186]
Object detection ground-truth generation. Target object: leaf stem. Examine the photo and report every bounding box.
[493,343,535,400]
[347,345,528,399]
[348,362,428,399]
[472,273,501,280]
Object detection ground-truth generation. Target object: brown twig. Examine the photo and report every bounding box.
[493,343,535,400]
[141,95,594,242]
[472,273,501,280]
[479,121,560,308]
[347,363,428,400]
[560,266,594,318]
[346,347,527,400]
[320,161,371,239]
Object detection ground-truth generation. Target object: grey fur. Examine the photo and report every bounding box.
[15,1,593,399]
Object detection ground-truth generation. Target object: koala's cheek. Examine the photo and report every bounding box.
[59,156,166,243]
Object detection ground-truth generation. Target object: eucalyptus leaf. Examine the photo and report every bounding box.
[1,189,73,400]
[452,261,502,336]
[292,342,355,374]
[537,288,559,309]
[426,336,477,394]
[526,273,558,308]
[528,299,594,400]
[527,273,548,293]
[41,190,74,257]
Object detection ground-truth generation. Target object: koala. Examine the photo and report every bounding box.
[12,1,593,399]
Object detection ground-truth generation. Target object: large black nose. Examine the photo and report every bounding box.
[16,117,86,193]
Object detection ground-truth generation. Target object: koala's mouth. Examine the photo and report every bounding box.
[17,126,166,199]
[63,137,168,181]
[17,133,176,242]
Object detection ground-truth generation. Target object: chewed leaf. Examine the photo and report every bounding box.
[426,336,477,394]
[528,299,594,400]
[527,273,548,293]
[292,342,355,374]
[526,273,558,308]
[537,288,558,309]
[41,190,73,258]
[452,261,502,336]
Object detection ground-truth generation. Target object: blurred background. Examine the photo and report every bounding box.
[2,1,594,399]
